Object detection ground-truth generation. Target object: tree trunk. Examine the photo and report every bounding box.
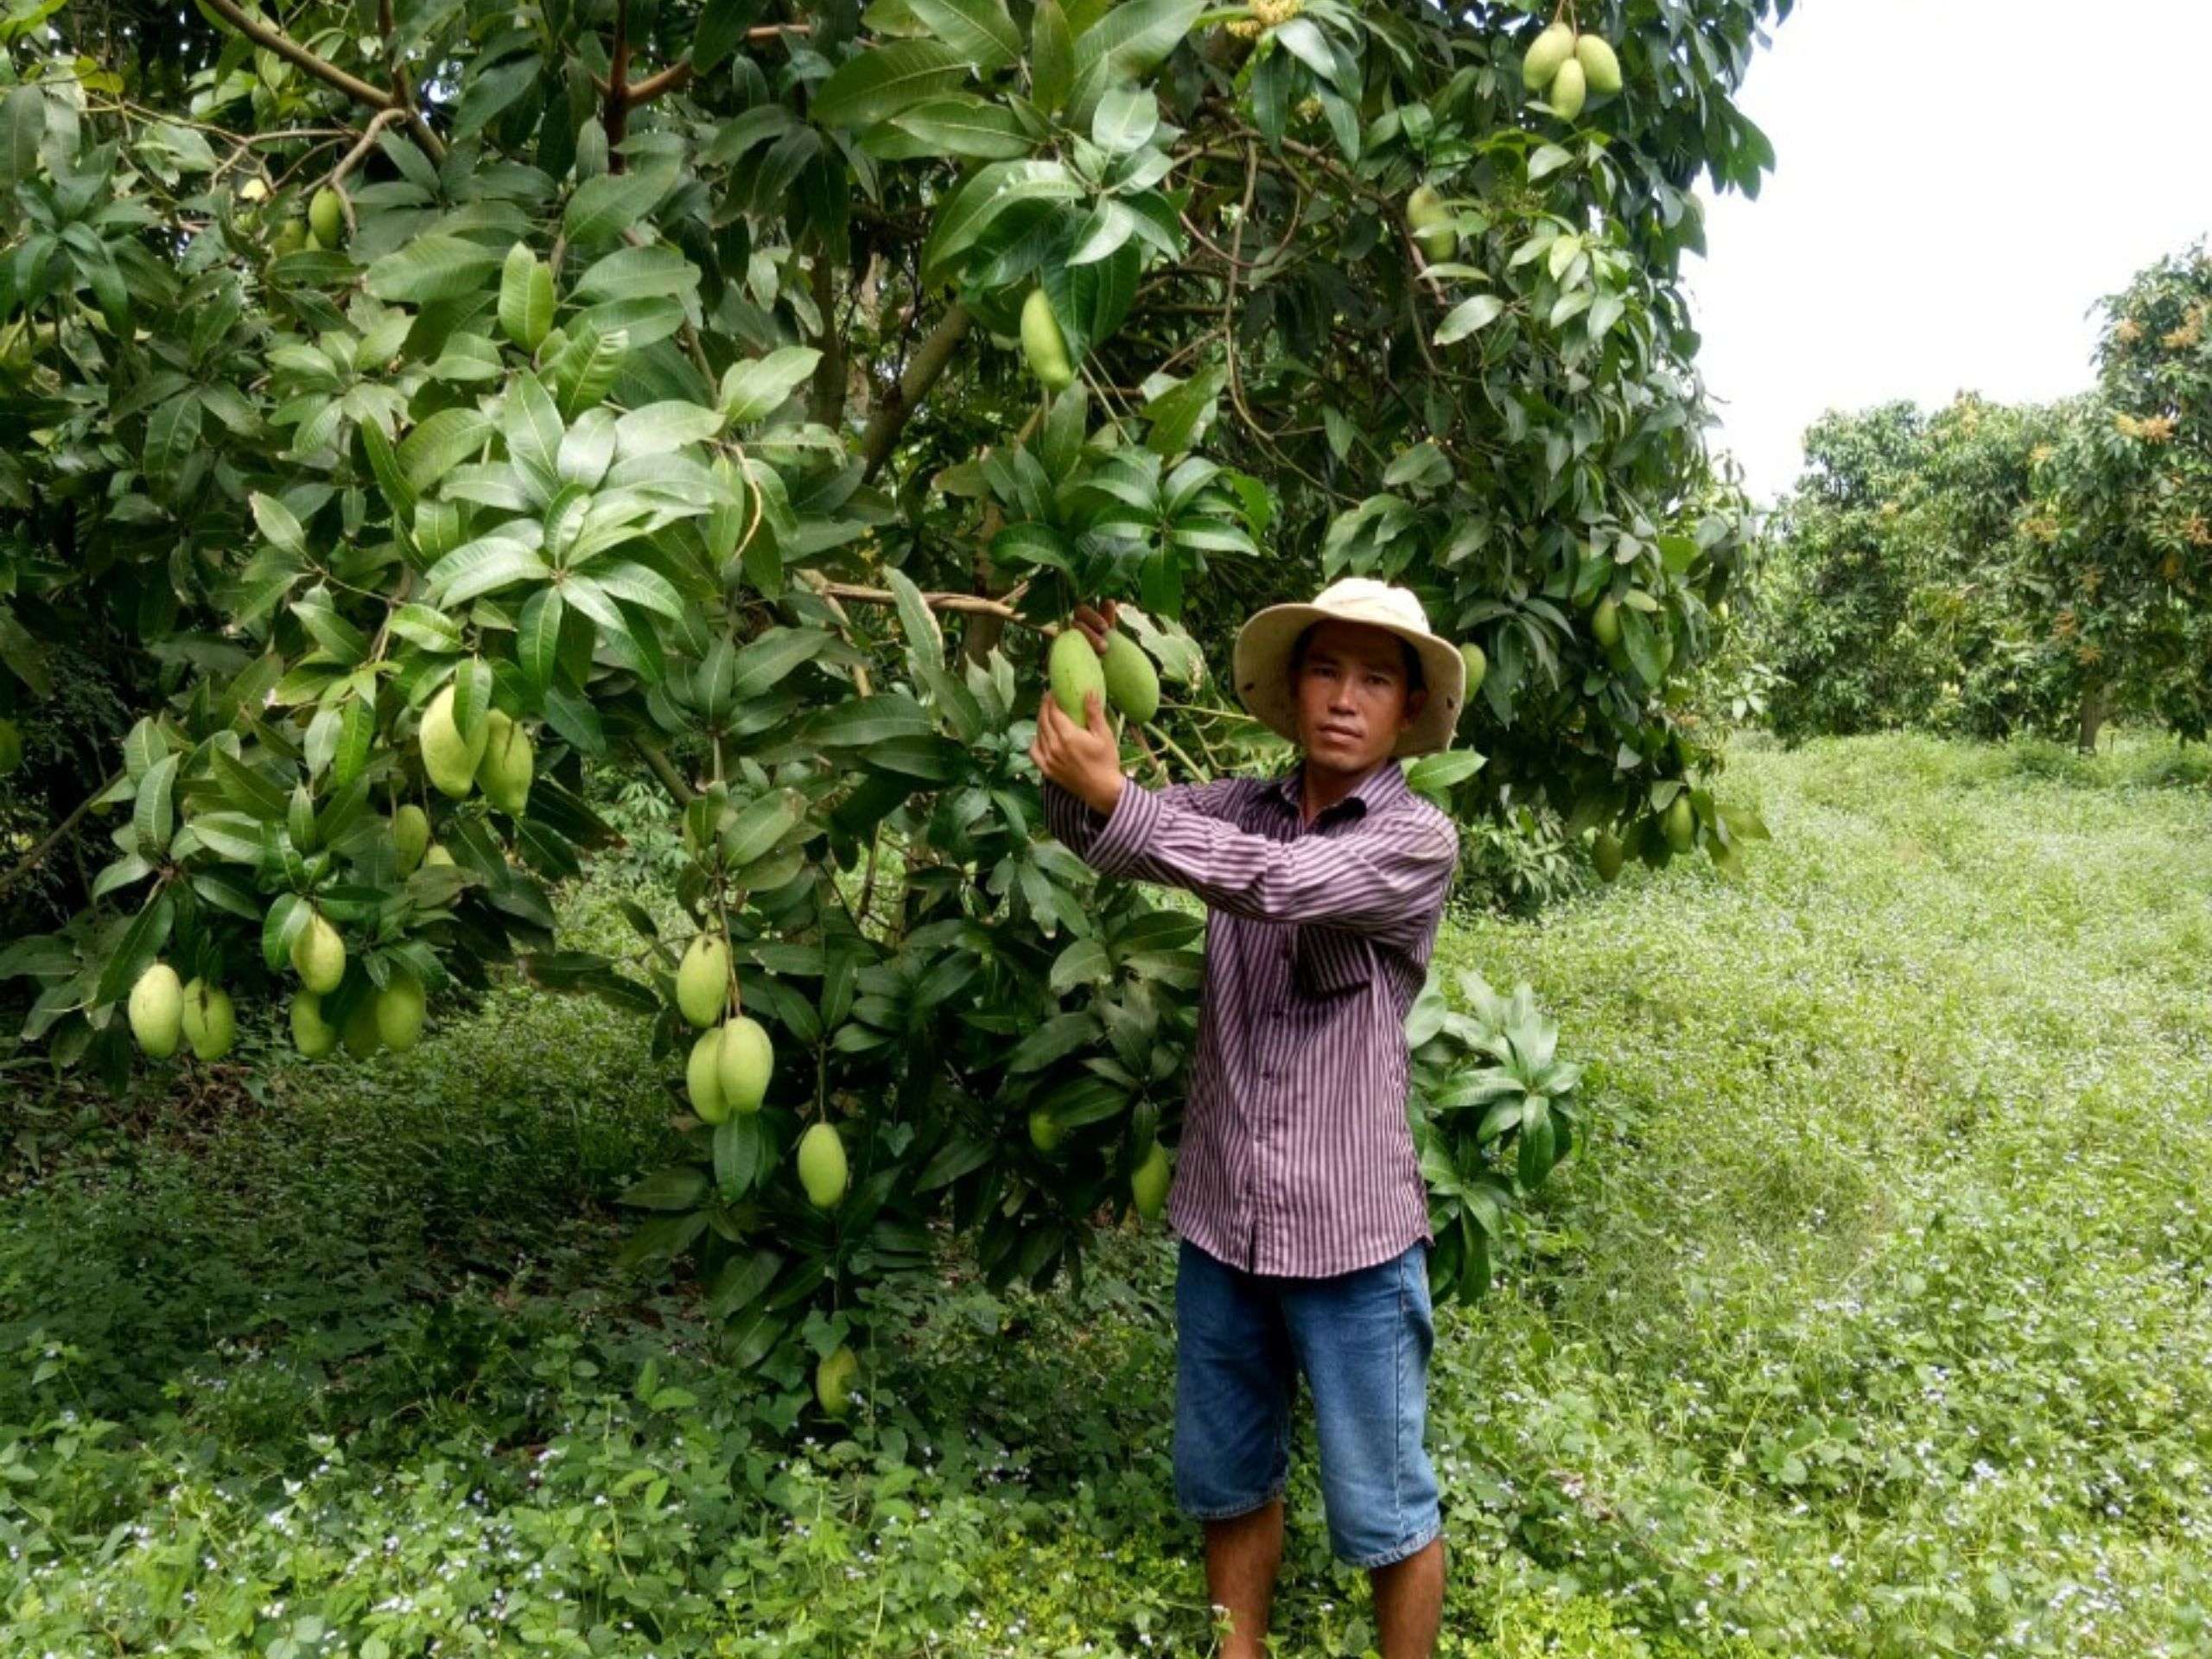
[2076,681,2113,753]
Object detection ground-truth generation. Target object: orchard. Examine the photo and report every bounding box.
[0,0,1780,1399]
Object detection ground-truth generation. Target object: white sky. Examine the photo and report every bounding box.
[1685,0,2212,505]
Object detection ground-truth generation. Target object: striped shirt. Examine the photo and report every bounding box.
[1042,754,1460,1279]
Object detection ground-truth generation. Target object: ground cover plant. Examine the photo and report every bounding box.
[3,731,2209,1656]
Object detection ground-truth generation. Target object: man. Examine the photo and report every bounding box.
[1029,575,1467,1659]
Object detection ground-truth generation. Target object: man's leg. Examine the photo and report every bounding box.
[1369,1532,1445,1659]
[1173,1237,1296,1656]
[1283,1239,1445,1656]
[1203,1493,1286,1658]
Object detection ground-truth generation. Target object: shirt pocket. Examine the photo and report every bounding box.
[1292,925,1374,999]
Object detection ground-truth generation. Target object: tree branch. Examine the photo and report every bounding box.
[814,579,1034,621]
[809,251,847,428]
[604,0,633,169]
[628,60,693,102]
[599,26,817,102]
[858,302,972,480]
[631,739,694,805]
[0,772,121,906]
[198,0,444,159]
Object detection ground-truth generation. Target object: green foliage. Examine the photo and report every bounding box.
[0,0,1789,1378]
[1753,239,2212,752]
[1752,396,2076,742]
[2026,243,2212,744]
[1,735,2209,1654]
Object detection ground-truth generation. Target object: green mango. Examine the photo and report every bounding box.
[1020,287,1076,391]
[687,1029,728,1123]
[1548,56,1587,119]
[1049,627,1106,724]
[1663,793,1694,854]
[128,963,185,1059]
[419,683,487,799]
[291,992,338,1058]
[291,911,346,995]
[815,1344,859,1417]
[1459,641,1487,701]
[1102,631,1160,723]
[1131,1142,1171,1221]
[341,995,382,1059]
[308,186,345,246]
[676,933,729,1028]
[475,710,533,817]
[797,1122,849,1209]
[392,804,430,874]
[1405,183,1456,263]
[1592,596,1623,649]
[1592,830,1624,884]
[715,1015,774,1114]
[375,972,426,1052]
[1028,1108,1063,1155]
[422,843,456,868]
[1574,32,1623,95]
[1522,20,1575,88]
[180,978,236,1062]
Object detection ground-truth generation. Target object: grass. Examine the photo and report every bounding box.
[3,728,2211,1656]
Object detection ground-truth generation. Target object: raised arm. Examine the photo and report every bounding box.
[1041,773,1248,861]
[1083,779,1459,951]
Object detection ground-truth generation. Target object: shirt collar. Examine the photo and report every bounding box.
[1267,753,1408,821]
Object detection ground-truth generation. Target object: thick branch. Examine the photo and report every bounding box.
[604,0,633,168]
[628,60,693,102]
[199,0,444,159]
[631,739,695,805]
[0,772,121,906]
[602,26,817,102]
[809,253,846,428]
[858,302,972,480]
[199,0,398,111]
[816,580,1029,622]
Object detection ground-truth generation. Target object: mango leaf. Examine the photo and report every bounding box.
[1067,0,1206,121]
[95,888,175,1007]
[882,566,944,669]
[1030,0,1075,115]
[133,752,179,857]
[565,171,658,243]
[908,0,1020,70]
[1435,294,1504,346]
[721,346,823,425]
[1006,1008,1099,1073]
[498,242,555,349]
[399,408,494,493]
[889,96,1032,160]
[365,234,503,303]
[810,41,969,130]
[804,693,935,747]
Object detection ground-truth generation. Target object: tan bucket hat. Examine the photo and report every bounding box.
[1231,576,1465,760]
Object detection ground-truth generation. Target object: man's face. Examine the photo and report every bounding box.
[1292,620,1427,774]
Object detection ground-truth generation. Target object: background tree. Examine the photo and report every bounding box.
[2025,245,2212,750]
[1751,395,2072,743]
[0,0,1784,1397]
[1749,242,2212,755]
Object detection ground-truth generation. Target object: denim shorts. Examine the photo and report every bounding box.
[1172,1234,1441,1569]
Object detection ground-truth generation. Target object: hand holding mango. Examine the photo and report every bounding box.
[1050,600,1160,726]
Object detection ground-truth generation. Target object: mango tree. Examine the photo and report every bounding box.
[0,0,1785,1407]
[2026,245,2212,749]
